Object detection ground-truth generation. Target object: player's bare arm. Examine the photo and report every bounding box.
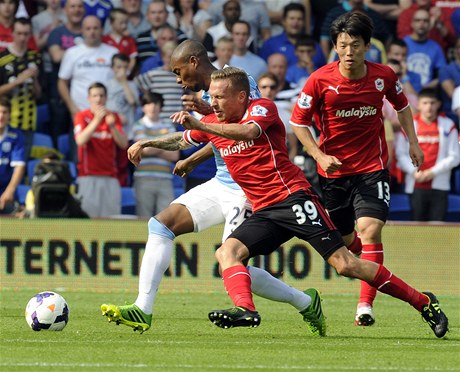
[171,111,260,141]
[173,143,214,177]
[127,132,191,167]
[292,126,342,174]
[397,106,424,170]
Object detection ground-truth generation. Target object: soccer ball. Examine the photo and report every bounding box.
[25,291,69,331]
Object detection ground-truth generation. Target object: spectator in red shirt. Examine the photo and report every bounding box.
[73,82,128,217]
[102,8,138,76]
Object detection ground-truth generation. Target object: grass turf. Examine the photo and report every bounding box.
[1,289,459,371]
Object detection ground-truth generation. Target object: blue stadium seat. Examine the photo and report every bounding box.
[121,187,136,215]
[66,161,77,182]
[36,104,50,133]
[16,184,30,205]
[453,168,460,195]
[26,159,40,183]
[446,194,460,222]
[389,193,412,221]
[32,132,53,149]
[57,134,70,160]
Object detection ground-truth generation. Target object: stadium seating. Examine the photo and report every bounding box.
[16,184,30,205]
[36,104,50,133]
[453,168,460,194]
[446,194,460,222]
[32,132,53,149]
[57,134,71,160]
[388,193,411,221]
[26,159,41,183]
[121,187,136,215]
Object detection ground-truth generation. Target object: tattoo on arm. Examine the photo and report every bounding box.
[143,132,192,151]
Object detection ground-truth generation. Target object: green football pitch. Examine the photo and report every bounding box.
[1,289,459,371]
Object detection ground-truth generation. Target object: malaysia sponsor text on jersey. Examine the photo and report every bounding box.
[219,140,255,157]
[336,106,377,118]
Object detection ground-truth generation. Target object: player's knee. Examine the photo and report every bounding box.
[328,249,358,277]
[148,217,175,240]
[155,204,193,235]
[357,218,384,242]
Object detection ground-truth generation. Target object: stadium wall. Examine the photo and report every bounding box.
[1,218,459,295]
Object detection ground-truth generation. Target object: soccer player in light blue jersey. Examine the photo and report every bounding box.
[101,40,325,335]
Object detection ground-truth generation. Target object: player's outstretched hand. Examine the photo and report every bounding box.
[127,141,145,167]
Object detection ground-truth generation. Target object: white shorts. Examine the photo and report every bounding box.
[172,177,252,242]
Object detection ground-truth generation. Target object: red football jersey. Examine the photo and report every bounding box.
[102,35,137,59]
[183,98,313,212]
[74,110,124,178]
[290,61,409,178]
[413,113,440,190]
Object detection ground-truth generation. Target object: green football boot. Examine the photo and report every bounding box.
[101,303,152,334]
[300,288,326,336]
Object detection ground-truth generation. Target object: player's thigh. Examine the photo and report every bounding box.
[319,175,356,236]
[220,187,252,242]
[171,178,225,232]
[228,215,292,258]
[353,170,390,222]
[231,191,344,260]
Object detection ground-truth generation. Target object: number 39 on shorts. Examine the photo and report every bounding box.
[292,201,318,225]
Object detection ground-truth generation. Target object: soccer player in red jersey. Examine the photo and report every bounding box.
[132,66,448,338]
[290,12,426,326]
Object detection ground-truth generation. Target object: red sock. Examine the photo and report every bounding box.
[370,265,428,311]
[222,265,256,311]
[347,231,362,255]
[359,243,384,306]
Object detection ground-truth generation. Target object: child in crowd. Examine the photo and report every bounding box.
[131,92,179,218]
[106,53,139,187]
[396,88,460,221]
[106,53,139,140]
[286,36,317,86]
[102,8,137,76]
[211,36,233,70]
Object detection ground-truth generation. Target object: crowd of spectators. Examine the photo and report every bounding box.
[0,0,459,221]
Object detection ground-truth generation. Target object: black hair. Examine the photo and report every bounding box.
[418,87,440,101]
[141,91,164,108]
[112,53,129,65]
[283,2,305,19]
[329,12,373,46]
[0,96,11,112]
[295,34,316,49]
[88,82,107,94]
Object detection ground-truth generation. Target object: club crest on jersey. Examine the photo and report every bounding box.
[375,78,384,92]
[2,141,11,152]
[297,92,313,109]
[250,105,268,117]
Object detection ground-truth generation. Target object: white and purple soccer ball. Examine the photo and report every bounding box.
[25,291,69,331]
